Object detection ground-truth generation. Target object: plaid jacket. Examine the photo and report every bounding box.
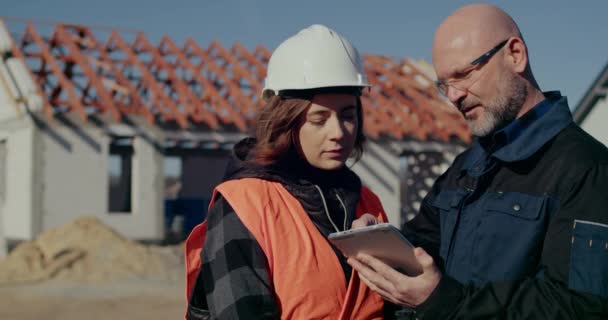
[189,196,279,319]
[187,196,411,320]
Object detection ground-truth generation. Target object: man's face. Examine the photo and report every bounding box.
[458,69,527,137]
[433,39,526,137]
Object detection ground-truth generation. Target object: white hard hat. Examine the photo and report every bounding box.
[262,24,369,100]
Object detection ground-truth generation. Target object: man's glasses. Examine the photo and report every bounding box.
[435,39,509,96]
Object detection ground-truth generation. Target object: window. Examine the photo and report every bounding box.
[108,137,133,213]
[164,156,182,199]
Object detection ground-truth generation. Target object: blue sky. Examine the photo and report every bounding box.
[3,0,608,107]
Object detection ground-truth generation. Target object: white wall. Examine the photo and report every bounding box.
[581,96,608,147]
[41,122,108,231]
[0,61,19,121]
[0,121,37,240]
[351,140,402,227]
[0,57,43,122]
[40,120,165,240]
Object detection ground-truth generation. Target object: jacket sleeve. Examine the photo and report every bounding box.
[414,164,608,319]
[189,196,280,320]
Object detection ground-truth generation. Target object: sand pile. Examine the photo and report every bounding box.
[0,216,184,285]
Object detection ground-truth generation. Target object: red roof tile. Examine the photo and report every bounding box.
[4,21,470,143]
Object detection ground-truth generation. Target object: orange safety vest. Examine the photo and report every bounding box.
[185,178,388,319]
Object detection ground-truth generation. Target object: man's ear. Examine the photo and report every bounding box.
[505,37,527,74]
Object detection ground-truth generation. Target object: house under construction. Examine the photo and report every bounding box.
[0,19,469,255]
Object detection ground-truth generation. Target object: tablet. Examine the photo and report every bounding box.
[328,223,422,276]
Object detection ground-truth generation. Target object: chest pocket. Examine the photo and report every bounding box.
[569,220,608,298]
[472,192,549,283]
[485,192,544,220]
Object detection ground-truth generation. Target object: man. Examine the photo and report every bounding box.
[349,3,608,319]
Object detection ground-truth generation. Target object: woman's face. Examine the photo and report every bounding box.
[298,93,359,170]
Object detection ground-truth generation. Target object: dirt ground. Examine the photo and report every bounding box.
[0,217,189,320]
[0,279,186,320]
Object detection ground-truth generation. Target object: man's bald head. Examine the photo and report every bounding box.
[431,4,544,137]
[432,3,523,78]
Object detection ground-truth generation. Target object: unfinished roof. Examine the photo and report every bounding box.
[1,19,470,143]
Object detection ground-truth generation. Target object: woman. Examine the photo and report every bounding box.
[185,24,391,320]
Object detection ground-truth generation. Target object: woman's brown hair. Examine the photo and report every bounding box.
[251,92,366,166]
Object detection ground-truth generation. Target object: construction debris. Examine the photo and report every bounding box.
[0,216,183,285]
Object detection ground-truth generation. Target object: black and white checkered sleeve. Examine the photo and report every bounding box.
[197,196,279,320]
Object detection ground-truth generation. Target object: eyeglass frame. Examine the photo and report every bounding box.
[435,38,510,96]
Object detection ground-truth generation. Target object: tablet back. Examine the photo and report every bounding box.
[329,224,422,276]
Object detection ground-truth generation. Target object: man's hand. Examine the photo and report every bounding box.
[347,247,441,307]
[351,213,378,229]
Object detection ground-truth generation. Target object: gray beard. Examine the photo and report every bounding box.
[468,73,528,137]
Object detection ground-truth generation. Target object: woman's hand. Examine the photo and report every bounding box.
[351,213,378,229]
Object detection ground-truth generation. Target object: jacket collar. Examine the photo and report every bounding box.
[463,91,572,172]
